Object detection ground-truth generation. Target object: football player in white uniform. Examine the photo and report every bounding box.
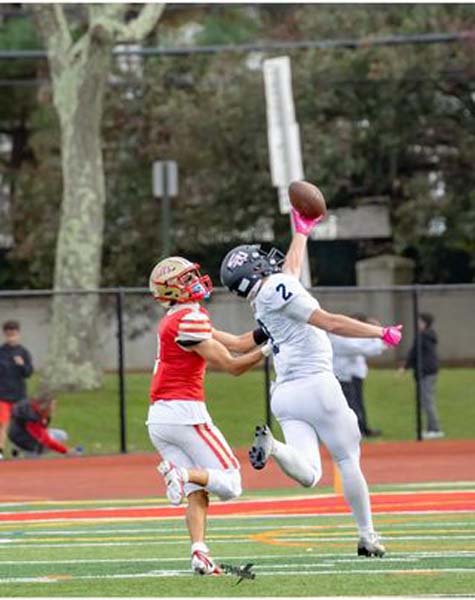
[220,207,402,557]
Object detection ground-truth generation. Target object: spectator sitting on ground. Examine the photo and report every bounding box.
[0,320,34,460]
[8,393,75,457]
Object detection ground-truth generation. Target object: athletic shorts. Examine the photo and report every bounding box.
[148,421,239,496]
[0,400,13,425]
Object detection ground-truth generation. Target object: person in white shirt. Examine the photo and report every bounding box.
[220,206,403,558]
[330,320,385,437]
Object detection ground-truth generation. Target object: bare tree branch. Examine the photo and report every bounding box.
[88,3,125,23]
[116,3,164,43]
[85,4,126,48]
[31,4,72,72]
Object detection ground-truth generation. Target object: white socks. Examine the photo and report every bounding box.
[191,541,209,554]
[337,457,374,538]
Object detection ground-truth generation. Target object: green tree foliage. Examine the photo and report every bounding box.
[0,13,50,287]
[3,4,475,288]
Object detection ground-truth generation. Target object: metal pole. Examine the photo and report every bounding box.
[264,357,272,432]
[161,167,171,257]
[412,286,423,441]
[116,289,127,454]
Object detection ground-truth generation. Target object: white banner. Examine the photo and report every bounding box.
[263,56,311,287]
[263,57,304,201]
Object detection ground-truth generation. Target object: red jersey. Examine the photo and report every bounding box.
[150,305,212,402]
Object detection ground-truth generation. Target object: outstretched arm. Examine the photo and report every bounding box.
[312,309,383,338]
[212,326,268,353]
[282,208,321,279]
[192,338,270,376]
[310,308,402,346]
[282,232,309,278]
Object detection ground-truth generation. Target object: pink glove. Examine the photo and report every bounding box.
[381,325,403,347]
[291,207,322,236]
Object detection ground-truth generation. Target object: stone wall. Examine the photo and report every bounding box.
[0,286,474,370]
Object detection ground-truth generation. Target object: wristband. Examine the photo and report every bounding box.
[260,342,273,357]
[252,327,269,345]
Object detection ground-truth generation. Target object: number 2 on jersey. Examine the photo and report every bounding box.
[276,283,293,301]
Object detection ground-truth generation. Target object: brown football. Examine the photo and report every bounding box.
[288,181,327,219]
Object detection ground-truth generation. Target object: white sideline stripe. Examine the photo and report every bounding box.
[2,551,475,565]
[0,567,474,584]
[2,509,475,525]
[259,568,475,575]
[254,562,475,570]
[0,540,248,548]
[397,482,475,489]
[3,520,474,537]
[278,535,475,541]
[3,556,475,566]
[1,534,475,549]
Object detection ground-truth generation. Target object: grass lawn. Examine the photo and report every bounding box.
[20,368,475,456]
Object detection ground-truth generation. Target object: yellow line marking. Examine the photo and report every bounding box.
[6,533,243,544]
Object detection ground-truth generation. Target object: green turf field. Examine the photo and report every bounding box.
[0,484,474,597]
[21,368,475,455]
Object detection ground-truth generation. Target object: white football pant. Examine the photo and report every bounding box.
[270,371,375,537]
[149,422,242,501]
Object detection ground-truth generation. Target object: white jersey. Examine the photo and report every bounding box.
[329,335,385,382]
[252,273,333,383]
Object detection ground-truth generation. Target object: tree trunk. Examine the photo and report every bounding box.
[43,45,111,391]
[32,3,164,391]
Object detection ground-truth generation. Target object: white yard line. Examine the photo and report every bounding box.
[1,508,475,525]
[0,567,474,585]
[1,551,475,565]
[0,533,475,549]
[1,519,473,537]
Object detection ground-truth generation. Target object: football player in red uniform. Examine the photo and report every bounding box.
[148,256,270,576]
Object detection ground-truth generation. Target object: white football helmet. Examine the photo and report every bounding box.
[149,256,212,308]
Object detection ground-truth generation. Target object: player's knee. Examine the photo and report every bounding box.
[187,488,209,506]
[302,467,321,488]
[219,469,242,501]
[207,468,242,500]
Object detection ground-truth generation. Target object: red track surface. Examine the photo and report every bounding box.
[1,491,474,522]
[0,440,474,503]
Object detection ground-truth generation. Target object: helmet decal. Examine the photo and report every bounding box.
[226,250,250,271]
[237,277,252,294]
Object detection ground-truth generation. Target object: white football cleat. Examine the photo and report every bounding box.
[248,424,274,470]
[422,430,445,440]
[357,532,386,557]
[191,548,222,576]
[157,460,186,506]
